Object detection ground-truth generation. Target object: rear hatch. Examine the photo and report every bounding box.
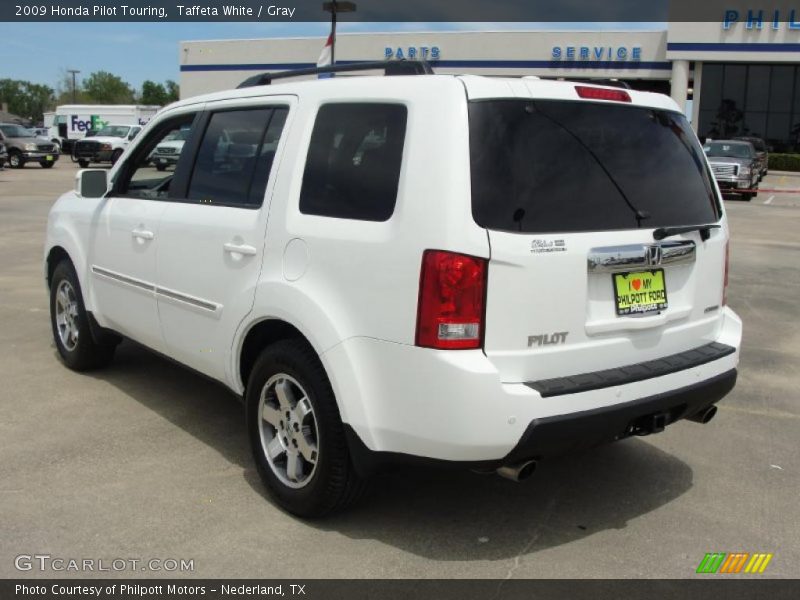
[467,84,727,383]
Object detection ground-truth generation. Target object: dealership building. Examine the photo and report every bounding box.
[181,18,800,151]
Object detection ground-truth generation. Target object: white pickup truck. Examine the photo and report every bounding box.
[72,123,142,167]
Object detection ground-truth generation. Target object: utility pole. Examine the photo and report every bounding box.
[322,1,356,67]
[67,69,80,103]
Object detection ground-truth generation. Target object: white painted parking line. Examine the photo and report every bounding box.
[765,196,774,205]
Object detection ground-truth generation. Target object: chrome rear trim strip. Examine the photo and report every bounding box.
[587,240,696,273]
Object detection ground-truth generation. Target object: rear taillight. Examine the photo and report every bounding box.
[416,250,487,350]
[723,241,730,306]
[575,85,632,103]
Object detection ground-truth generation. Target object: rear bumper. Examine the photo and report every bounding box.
[325,307,742,466]
[503,369,736,464]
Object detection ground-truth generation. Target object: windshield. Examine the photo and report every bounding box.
[0,124,33,137]
[469,100,719,234]
[95,125,131,138]
[164,128,191,142]
[704,142,754,159]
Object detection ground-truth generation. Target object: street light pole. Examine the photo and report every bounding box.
[322,1,356,68]
[67,69,80,103]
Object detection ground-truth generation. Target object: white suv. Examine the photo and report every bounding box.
[44,63,742,517]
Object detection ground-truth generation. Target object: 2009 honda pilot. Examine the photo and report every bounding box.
[44,63,741,517]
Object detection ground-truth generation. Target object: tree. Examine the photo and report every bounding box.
[0,78,55,122]
[82,71,134,104]
[55,69,87,105]
[165,80,180,103]
[140,80,168,105]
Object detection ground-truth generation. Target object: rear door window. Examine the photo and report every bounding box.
[187,107,286,208]
[469,100,719,234]
[300,103,407,222]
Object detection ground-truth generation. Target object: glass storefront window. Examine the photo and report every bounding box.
[746,66,770,112]
[722,65,747,108]
[699,63,800,152]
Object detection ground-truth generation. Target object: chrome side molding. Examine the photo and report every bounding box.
[587,241,696,273]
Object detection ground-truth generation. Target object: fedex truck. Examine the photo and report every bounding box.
[43,104,161,151]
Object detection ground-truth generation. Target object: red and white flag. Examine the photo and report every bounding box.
[317,34,333,68]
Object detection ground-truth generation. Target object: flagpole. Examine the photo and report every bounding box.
[322,2,356,73]
[331,3,336,66]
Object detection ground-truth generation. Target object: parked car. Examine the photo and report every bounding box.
[703,140,760,200]
[734,136,768,180]
[45,64,741,517]
[0,123,59,168]
[72,123,141,167]
[148,126,192,171]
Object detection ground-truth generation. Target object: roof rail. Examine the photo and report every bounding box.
[237,60,435,88]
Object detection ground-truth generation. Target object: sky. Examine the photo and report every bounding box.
[2,21,665,93]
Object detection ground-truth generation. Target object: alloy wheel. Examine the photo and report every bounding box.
[54,280,80,351]
[258,373,319,489]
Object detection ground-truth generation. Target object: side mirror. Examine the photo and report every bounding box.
[76,169,109,198]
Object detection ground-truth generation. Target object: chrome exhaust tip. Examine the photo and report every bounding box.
[496,460,537,482]
[687,405,718,424]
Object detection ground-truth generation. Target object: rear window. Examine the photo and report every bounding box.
[300,103,407,222]
[469,100,719,234]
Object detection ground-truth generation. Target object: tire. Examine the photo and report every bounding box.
[8,150,24,169]
[40,161,55,169]
[156,164,167,172]
[78,159,89,168]
[49,260,117,371]
[246,339,365,517]
[111,149,123,165]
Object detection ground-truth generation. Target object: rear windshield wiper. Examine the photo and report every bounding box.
[653,223,721,241]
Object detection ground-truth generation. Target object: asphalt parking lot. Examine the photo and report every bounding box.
[1,159,798,579]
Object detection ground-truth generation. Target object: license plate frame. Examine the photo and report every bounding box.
[45,155,53,161]
[613,269,668,316]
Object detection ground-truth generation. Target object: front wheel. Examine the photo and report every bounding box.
[78,159,89,168]
[49,260,117,371]
[111,149,123,165]
[246,339,365,517]
[8,150,24,168]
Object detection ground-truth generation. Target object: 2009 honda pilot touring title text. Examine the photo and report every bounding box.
[44,63,742,517]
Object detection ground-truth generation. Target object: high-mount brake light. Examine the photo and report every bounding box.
[575,85,632,103]
[415,250,487,350]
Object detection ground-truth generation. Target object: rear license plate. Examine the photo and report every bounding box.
[45,155,53,161]
[613,269,668,316]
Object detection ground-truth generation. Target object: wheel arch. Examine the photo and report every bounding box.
[45,218,94,312]
[237,318,318,397]
[46,245,72,289]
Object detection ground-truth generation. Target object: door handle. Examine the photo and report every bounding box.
[223,242,257,256]
[131,229,155,241]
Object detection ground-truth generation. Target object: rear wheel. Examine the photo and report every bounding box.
[246,339,365,517]
[40,161,55,169]
[156,164,167,172]
[111,149,123,165]
[49,260,117,371]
